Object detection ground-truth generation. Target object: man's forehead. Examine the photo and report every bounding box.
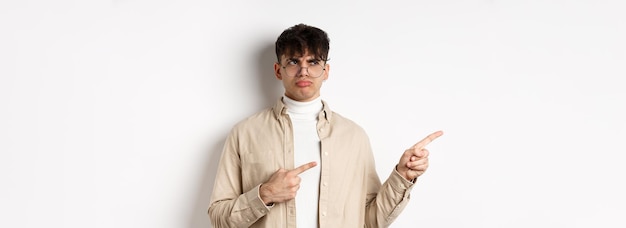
[281,48,320,58]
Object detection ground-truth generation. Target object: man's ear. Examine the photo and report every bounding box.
[322,63,330,81]
[274,62,282,80]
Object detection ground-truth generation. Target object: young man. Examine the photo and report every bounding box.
[208,24,443,228]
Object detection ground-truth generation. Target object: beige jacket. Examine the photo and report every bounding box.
[208,99,415,228]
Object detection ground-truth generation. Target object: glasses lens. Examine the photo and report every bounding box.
[284,64,325,78]
[308,64,324,78]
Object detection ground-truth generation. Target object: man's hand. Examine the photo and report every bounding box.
[259,161,317,205]
[396,131,443,181]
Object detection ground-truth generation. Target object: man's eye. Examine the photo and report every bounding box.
[309,60,320,65]
[287,60,298,65]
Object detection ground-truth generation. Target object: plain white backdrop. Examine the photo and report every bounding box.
[1,0,625,227]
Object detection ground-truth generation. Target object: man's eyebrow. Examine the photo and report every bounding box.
[286,57,300,61]
[285,56,320,62]
[307,59,321,63]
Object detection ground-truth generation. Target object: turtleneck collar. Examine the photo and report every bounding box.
[283,95,323,120]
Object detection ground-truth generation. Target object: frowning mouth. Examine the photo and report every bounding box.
[296,81,312,87]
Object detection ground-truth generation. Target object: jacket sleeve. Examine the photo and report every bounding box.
[208,128,271,228]
[363,139,416,228]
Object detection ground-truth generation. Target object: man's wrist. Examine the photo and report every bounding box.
[395,165,416,183]
[259,184,273,206]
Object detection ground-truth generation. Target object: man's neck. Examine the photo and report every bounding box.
[283,96,323,120]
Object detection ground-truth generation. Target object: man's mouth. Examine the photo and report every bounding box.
[296,81,312,87]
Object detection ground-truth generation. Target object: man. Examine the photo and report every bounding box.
[208,23,443,228]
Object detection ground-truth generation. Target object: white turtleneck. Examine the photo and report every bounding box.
[283,95,322,228]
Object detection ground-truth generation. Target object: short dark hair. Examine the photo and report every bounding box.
[275,24,330,62]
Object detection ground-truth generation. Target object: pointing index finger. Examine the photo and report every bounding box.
[412,130,444,149]
[290,161,317,175]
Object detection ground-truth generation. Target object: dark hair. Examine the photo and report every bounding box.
[275,24,330,62]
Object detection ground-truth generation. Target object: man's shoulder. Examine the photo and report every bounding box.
[329,111,368,134]
[330,111,357,125]
[232,107,275,130]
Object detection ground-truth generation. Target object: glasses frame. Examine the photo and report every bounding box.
[280,59,327,78]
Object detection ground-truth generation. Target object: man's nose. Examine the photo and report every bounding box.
[296,66,309,77]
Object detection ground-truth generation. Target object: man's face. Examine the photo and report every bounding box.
[274,51,329,102]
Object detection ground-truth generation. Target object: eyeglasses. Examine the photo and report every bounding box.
[280,59,326,78]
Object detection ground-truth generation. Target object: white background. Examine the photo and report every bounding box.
[1,0,625,227]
